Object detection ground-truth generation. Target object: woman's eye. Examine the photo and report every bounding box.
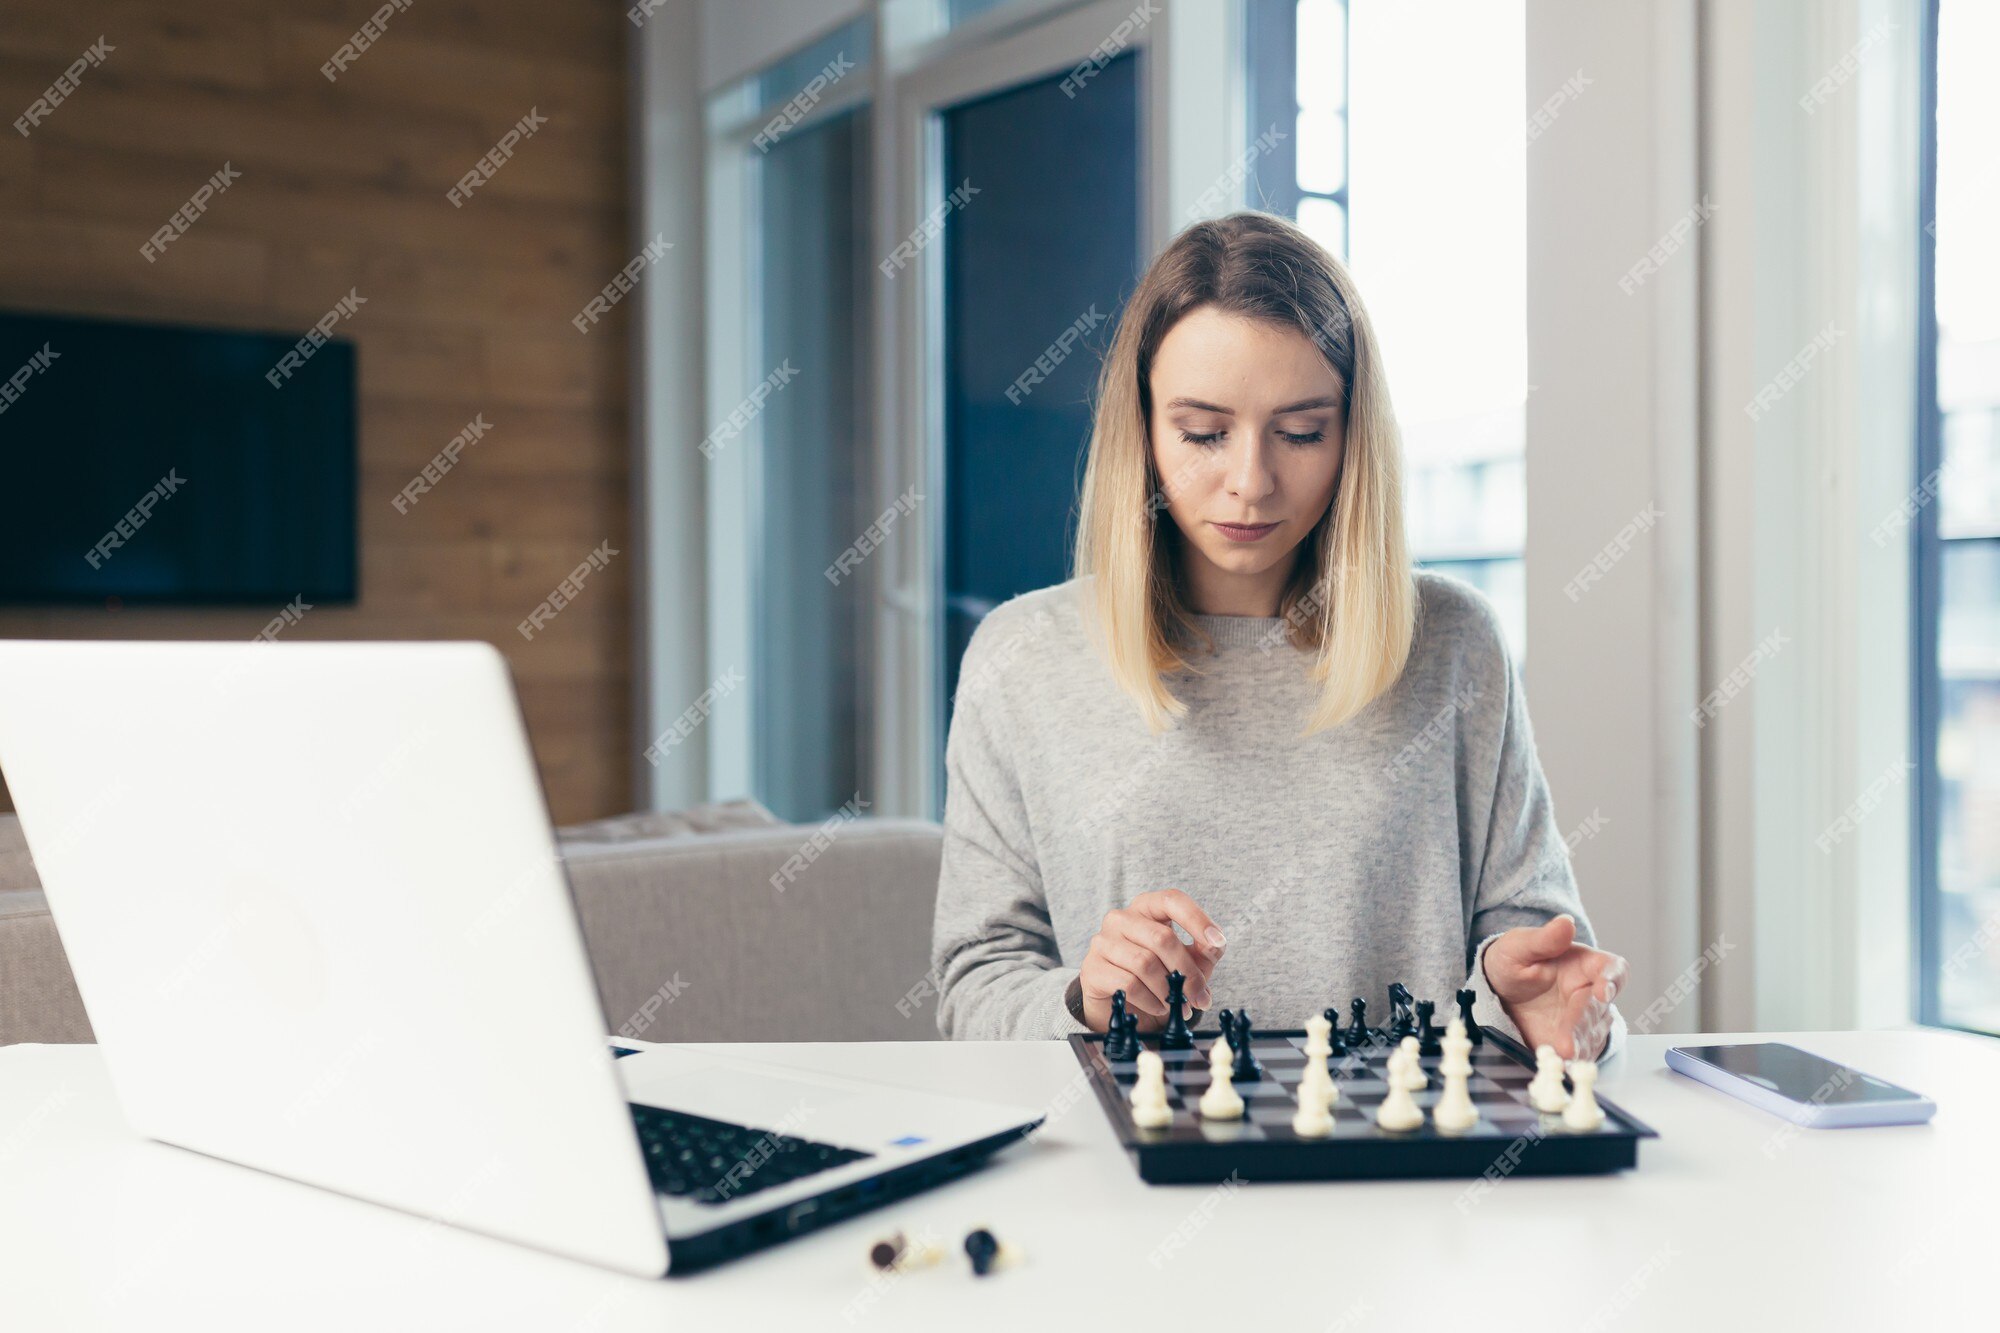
[1179,429,1224,446]
[1281,430,1325,445]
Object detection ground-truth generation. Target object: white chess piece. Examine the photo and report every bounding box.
[1528,1043,1570,1114]
[1300,1014,1338,1113]
[1396,1036,1428,1090]
[1292,1076,1335,1137]
[1197,1037,1245,1120]
[1561,1059,1605,1131]
[1432,1019,1480,1133]
[1374,1048,1424,1131]
[1130,1050,1173,1129]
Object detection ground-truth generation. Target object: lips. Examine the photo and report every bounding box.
[1212,521,1280,542]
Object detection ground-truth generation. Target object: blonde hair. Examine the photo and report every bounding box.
[1073,211,1415,735]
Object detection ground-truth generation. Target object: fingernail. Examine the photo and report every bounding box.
[1204,927,1226,949]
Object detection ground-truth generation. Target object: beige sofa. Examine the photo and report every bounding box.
[0,802,947,1046]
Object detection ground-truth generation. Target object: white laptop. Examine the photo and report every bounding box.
[0,640,1041,1276]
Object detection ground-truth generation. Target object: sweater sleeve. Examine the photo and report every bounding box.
[930,627,1093,1042]
[1456,613,1627,1062]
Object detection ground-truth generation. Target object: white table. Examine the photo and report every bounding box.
[0,1031,1986,1331]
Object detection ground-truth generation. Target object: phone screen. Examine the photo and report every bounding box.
[1675,1043,1925,1105]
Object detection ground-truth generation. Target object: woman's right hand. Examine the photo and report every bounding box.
[1079,889,1226,1032]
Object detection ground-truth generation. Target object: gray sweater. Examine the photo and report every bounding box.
[930,571,1625,1056]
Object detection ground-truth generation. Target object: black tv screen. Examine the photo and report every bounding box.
[0,309,357,605]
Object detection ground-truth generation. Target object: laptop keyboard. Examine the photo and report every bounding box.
[629,1103,874,1206]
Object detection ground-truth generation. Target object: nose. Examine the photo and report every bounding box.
[1225,435,1278,504]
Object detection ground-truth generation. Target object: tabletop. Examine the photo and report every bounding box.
[0,1029,1987,1331]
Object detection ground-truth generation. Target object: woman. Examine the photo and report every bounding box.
[931,212,1624,1060]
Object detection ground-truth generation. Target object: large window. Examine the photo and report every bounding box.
[1246,0,1527,656]
[1921,0,2000,1034]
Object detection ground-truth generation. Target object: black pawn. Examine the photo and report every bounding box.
[1231,1009,1264,1081]
[1456,987,1483,1045]
[1120,1010,1141,1057]
[1160,970,1194,1050]
[1350,997,1369,1045]
[1322,1007,1348,1057]
[1416,1000,1442,1057]
[963,1228,999,1277]
[1106,990,1129,1053]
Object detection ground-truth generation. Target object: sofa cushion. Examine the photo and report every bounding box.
[557,798,780,846]
[0,814,38,893]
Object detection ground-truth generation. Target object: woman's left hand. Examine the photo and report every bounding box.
[1481,915,1626,1060]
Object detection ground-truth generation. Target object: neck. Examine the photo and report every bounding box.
[1177,545,1297,617]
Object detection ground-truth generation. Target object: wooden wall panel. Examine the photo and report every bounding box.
[0,1,636,824]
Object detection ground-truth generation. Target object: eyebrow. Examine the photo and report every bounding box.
[1164,395,1341,415]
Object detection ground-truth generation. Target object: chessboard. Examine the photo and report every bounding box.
[1072,1023,1657,1185]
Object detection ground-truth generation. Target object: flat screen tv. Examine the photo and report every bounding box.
[0,309,357,605]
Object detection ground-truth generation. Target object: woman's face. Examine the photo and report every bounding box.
[1147,305,1346,612]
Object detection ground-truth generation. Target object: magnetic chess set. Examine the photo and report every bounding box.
[1071,976,1656,1184]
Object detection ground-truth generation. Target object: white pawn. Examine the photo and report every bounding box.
[1432,1019,1480,1133]
[1292,1077,1335,1137]
[1561,1059,1605,1131]
[1528,1043,1570,1114]
[1130,1050,1173,1129]
[1197,1037,1245,1120]
[1375,1047,1424,1131]
[1396,1036,1428,1090]
[1300,1014,1338,1110]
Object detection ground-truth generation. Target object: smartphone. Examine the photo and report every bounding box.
[1664,1042,1937,1127]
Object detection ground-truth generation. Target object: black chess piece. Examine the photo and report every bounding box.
[1230,1010,1264,1082]
[1322,1007,1348,1057]
[1350,997,1369,1045]
[963,1228,1000,1277]
[1103,994,1139,1060]
[1387,982,1415,1040]
[1108,989,1127,1040]
[1416,999,1442,1056]
[1160,970,1195,1050]
[1455,987,1483,1045]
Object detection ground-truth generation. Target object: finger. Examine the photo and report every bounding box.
[1551,985,1603,1060]
[1128,889,1227,958]
[1084,961,1166,1018]
[1112,911,1214,1006]
[1527,914,1577,959]
[1099,937,1173,1011]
